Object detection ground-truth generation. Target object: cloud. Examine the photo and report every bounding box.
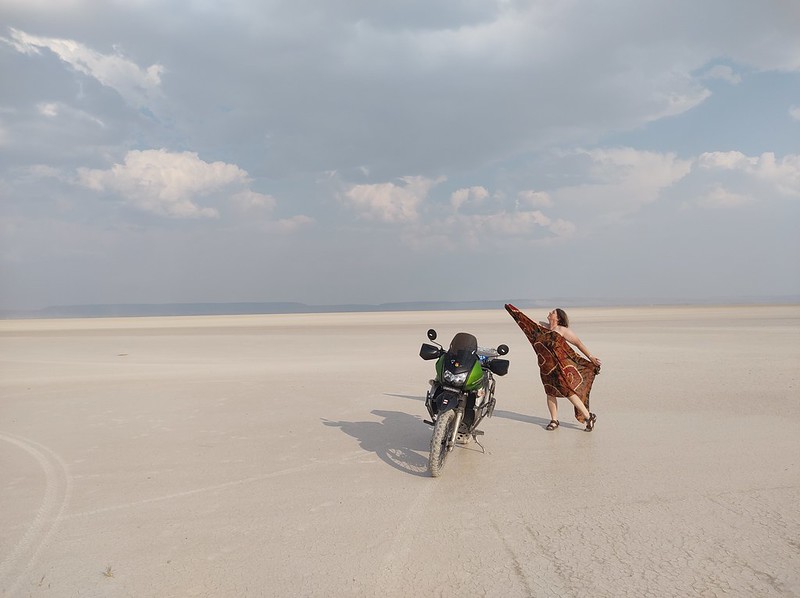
[6,4,796,181]
[347,147,700,244]
[340,169,579,248]
[471,180,576,238]
[553,148,693,215]
[790,106,800,121]
[698,184,752,208]
[3,28,163,108]
[351,147,797,248]
[698,151,800,197]
[415,208,575,250]
[275,215,314,232]
[77,149,255,218]
[517,190,553,209]
[584,147,693,189]
[341,175,445,222]
[450,186,489,210]
[37,102,58,117]
[230,189,276,210]
[472,210,574,238]
[36,101,105,127]
[701,65,742,84]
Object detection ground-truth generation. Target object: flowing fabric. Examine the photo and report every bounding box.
[505,303,600,422]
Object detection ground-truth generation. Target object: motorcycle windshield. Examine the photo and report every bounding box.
[449,332,477,354]
[446,333,478,373]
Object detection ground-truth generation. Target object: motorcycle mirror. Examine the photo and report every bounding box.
[427,329,437,341]
[497,344,509,355]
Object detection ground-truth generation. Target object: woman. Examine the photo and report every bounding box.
[505,304,601,432]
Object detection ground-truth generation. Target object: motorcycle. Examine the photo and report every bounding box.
[419,329,510,477]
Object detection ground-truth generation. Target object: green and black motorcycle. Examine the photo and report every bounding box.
[419,329,510,477]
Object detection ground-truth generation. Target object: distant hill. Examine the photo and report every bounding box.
[3,300,521,319]
[1,295,798,319]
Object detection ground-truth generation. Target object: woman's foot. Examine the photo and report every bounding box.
[584,412,597,432]
[546,420,559,431]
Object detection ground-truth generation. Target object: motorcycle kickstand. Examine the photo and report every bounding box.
[472,430,486,454]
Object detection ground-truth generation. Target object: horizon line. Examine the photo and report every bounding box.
[2,295,799,320]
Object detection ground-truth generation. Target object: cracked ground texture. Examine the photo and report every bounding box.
[1,305,798,597]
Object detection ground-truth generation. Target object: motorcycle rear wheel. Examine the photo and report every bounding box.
[429,409,456,477]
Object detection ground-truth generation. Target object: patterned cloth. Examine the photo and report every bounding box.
[505,303,600,422]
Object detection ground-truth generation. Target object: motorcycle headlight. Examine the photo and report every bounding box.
[443,370,467,385]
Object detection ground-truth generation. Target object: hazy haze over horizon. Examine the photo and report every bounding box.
[1,1,798,311]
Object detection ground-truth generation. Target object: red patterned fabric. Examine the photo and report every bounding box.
[505,303,600,422]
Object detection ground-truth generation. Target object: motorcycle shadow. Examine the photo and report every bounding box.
[383,393,555,429]
[322,410,431,477]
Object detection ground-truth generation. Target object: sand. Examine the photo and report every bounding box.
[1,305,798,597]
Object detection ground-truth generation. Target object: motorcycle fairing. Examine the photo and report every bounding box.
[436,332,484,390]
[435,351,476,378]
[464,359,485,390]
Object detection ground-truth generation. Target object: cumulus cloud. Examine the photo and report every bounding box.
[698,151,800,197]
[3,28,163,108]
[554,148,693,214]
[340,165,588,248]
[472,210,573,238]
[341,176,445,222]
[791,106,800,121]
[517,190,553,209]
[450,186,489,210]
[585,147,693,190]
[698,184,752,208]
[77,149,256,218]
[420,208,575,250]
[548,218,577,237]
[697,151,753,170]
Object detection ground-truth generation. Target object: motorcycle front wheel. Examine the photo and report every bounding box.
[429,409,456,477]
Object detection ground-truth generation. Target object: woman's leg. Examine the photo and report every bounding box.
[566,394,590,420]
[546,395,558,421]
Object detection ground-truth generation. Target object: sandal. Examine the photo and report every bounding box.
[584,412,597,432]
[546,420,559,431]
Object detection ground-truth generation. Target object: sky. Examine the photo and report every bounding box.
[1,0,799,310]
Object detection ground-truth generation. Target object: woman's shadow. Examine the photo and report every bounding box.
[322,410,431,477]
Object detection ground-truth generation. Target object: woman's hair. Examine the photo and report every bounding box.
[555,308,569,327]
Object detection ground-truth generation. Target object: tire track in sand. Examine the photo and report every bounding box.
[374,477,437,593]
[0,433,72,596]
